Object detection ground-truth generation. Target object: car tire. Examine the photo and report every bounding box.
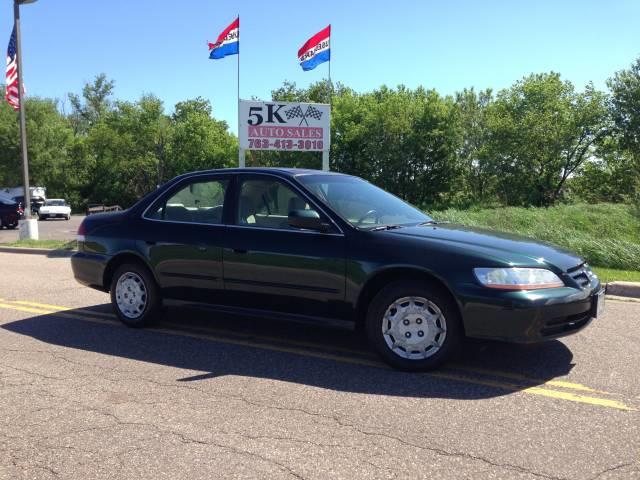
[66,215,70,221]
[6,223,16,230]
[110,263,162,328]
[365,280,462,371]
[38,215,45,221]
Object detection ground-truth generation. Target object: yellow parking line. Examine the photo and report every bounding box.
[0,301,53,315]
[429,372,632,411]
[450,365,610,395]
[6,299,375,357]
[0,299,634,412]
[5,300,72,311]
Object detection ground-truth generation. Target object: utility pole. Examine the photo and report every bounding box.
[13,0,38,239]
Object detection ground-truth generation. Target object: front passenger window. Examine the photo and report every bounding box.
[148,179,228,224]
[237,178,311,230]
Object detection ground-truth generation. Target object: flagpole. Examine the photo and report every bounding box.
[322,25,331,171]
[237,15,245,168]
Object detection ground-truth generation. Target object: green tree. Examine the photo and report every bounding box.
[166,97,237,177]
[86,95,173,206]
[332,85,462,207]
[455,88,494,205]
[482,73,609,206]
[607,57,640,199]
[67,73,115,134]
[608,57,640,156]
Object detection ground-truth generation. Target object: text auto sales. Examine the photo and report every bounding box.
[245,103,326,151]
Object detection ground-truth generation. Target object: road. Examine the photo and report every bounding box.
[0,252,638,479]
[0,216,83,243]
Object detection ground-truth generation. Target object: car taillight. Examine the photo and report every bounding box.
[77,221,86,242]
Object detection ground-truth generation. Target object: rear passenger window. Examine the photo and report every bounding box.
[148,179,228,224]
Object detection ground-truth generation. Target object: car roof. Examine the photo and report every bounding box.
[0,192,17,203]
[176,167,349,180]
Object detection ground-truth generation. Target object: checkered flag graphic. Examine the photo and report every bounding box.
[305,105,323,121]
[285,105,304,120]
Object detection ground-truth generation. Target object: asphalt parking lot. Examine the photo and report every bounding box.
[0,215,84,243]
[0,252,638,479]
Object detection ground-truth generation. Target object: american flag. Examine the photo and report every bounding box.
[5,27,20,111]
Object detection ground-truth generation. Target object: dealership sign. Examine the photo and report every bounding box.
[239,100,330,152]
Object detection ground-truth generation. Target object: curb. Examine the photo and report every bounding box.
[605,294,640,304]
[606,281,640,299]
[0,246,75,257]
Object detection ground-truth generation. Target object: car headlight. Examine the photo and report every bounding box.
[474,267,564,290]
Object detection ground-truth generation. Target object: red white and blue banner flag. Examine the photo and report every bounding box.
[5,26,20,111]
[208,17,239,60]
[298,25,330,71]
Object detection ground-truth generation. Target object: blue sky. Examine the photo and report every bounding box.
[3,0,640,133]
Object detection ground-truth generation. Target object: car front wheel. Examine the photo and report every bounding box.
[365,280,462,371]
[110,263,161,327]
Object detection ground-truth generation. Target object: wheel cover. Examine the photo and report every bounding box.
[115,272,148,319]
[381,296,447,360]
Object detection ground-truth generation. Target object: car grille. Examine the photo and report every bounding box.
[566,263,590,289]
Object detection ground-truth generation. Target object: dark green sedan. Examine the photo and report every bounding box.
[71,168,604,370]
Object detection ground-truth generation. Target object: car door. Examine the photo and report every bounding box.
[140,174,231,303]
[223,174,346,319]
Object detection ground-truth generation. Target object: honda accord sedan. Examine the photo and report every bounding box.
[71,168,603,370]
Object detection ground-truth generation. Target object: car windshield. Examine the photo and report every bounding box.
[298,175,431,229]
[45,200,66,206]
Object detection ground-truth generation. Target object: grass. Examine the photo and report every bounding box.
[591,267,640,283]
[3,239,77,250]
[432,203,640,274]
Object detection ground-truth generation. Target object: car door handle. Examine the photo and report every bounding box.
[197,245,207,252]
[232,248,247,254]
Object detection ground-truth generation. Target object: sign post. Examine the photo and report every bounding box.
[238,100,330,170]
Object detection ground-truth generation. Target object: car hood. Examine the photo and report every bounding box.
[387,223,583,272]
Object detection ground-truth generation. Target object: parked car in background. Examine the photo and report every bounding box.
[0,193,21,229]
[71,168,603,371]
[38,199,71,221]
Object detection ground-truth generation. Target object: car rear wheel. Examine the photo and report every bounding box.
[365,280,462,371]
[110,263,161,327]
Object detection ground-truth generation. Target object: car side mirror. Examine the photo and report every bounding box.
[288,209,329,232]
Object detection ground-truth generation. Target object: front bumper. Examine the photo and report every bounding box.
[71,251,109,291]
[457,283,601,343]
[40,212,69,218]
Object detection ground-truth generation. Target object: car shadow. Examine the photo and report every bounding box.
[1,303,575,400]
